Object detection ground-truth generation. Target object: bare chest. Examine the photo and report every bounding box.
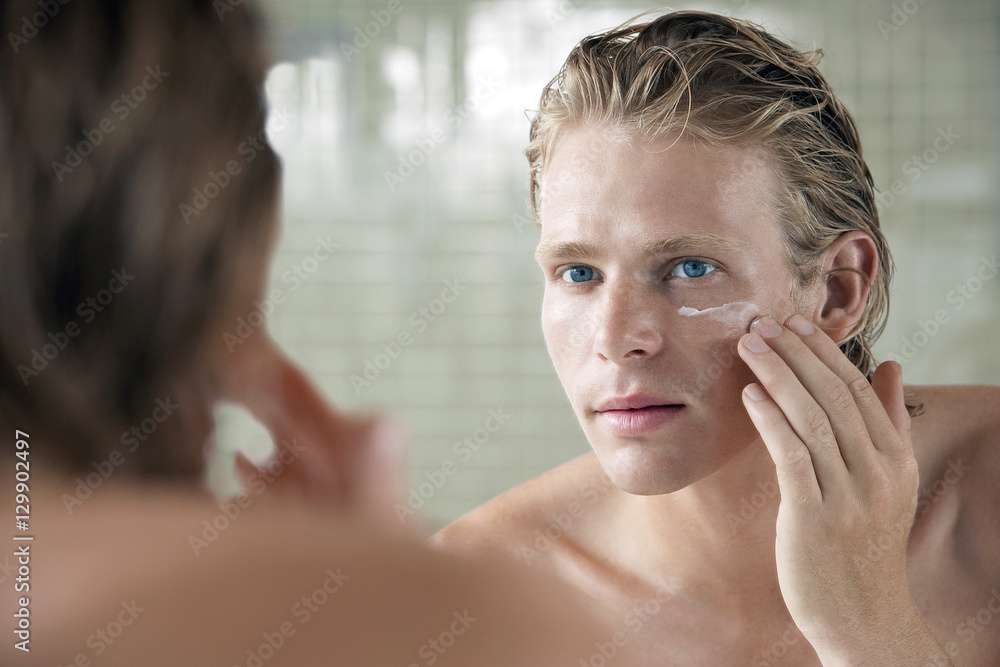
[550,510,996,667]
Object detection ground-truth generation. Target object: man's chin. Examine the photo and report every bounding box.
[591,439,706,496]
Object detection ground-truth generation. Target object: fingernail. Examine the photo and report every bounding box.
[752,315,783,338]
[743,331,770,353]
[786,314,815,336]
[744,384,767,401]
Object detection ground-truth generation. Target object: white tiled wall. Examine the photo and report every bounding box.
[212,0,1000,529]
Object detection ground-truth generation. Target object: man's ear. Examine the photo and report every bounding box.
[809,231,879,344]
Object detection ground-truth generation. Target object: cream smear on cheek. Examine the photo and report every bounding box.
[677,301,764,331]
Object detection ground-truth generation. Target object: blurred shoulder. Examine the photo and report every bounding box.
[2,478,616,667]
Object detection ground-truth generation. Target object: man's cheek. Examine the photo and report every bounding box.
[543,303,596,361]
[686,335,746,400]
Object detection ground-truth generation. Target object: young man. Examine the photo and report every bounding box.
[432,11,1000,666]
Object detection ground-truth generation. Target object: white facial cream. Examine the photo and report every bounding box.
[677,301,762,329]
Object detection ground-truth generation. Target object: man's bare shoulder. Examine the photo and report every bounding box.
[428,451,615,558]
[905,383,1000,661]
[905,383,1000,459]
[907,383,1000,536]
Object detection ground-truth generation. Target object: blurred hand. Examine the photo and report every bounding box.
[218,329,408,527]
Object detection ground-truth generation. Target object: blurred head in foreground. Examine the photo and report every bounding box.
[0,1,284,481]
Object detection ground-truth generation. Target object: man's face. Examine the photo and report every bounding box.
[536,125,806,495]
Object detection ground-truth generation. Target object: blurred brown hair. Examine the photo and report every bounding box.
[0,0,282,479]
[527,11,921,415]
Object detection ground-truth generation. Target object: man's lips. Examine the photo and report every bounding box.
[594,394,685,412]
[594,395,686,436]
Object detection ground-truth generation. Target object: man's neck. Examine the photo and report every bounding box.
[612,438,788,613]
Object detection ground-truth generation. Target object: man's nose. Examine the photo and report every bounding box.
[591,285,664,362]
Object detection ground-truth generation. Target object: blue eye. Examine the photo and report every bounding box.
[671,259,716,278]
[560,265,596,283]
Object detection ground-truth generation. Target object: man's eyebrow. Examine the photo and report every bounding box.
[533,233,742,264]
[533,240,600,264]
[639,234,743,257]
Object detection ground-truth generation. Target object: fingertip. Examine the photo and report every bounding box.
[355,415,411,528]
[368,415,408,469]
[872,360,911,438]
[872,360,903,389]
[743,382,768,403]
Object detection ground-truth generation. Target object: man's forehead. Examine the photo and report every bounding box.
[538,130,784,255]
[540,127,780,210]
[538,128,634,207]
